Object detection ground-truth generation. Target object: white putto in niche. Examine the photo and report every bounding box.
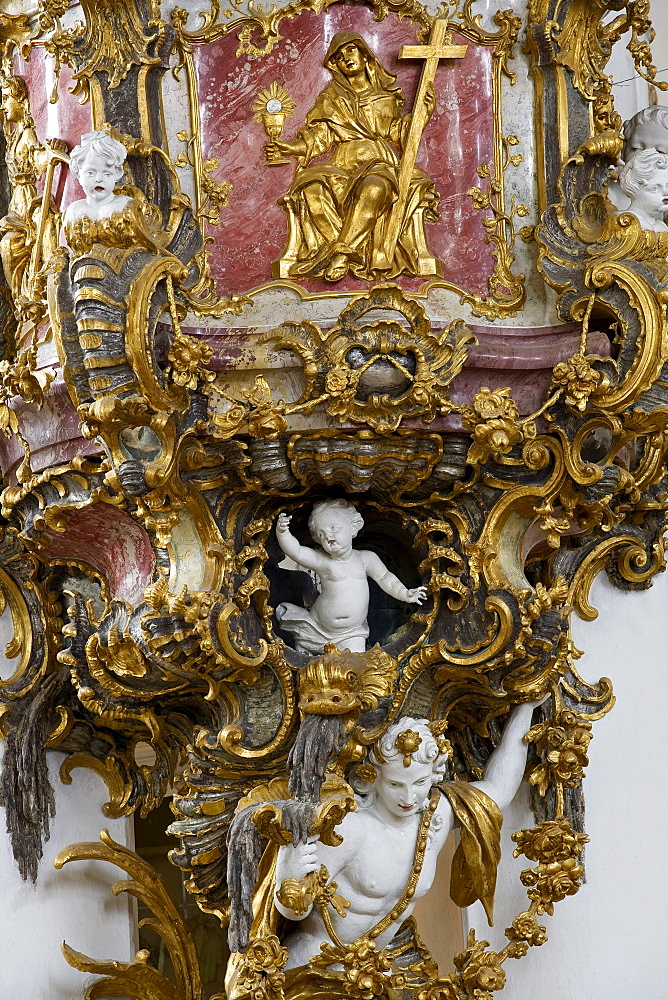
[618,148,668,232]
[63,130,131,224]
[623,106,668,160]
[275,499,426,655]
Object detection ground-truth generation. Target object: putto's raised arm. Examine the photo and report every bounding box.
[276,512,326,573]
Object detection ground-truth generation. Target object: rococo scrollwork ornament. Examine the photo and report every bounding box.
[0,0,665,998]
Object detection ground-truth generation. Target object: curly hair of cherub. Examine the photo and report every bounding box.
[622,105,668,160]
[619,148,668,199]
[69,130,127,182]
[308,498,365,542]
[371,717,448,770]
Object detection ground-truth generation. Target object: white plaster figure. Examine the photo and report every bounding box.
[274,703,542,971]
[618,149,668,232]
[275,499,426,655]
[63,130,131,224]
[622,105,668,161]
[609,106,668,211]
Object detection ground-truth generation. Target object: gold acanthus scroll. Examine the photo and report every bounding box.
[372,19,467,272]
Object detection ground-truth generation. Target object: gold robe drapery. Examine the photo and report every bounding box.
[279,32,440,281]
[442,782,503,926]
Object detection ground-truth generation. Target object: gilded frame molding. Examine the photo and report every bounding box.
[171,0,528,318]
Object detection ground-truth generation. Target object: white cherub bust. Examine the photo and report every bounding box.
[607,106,668,212]
[63,130,131,224]
[618,149,668,232]
[275,499,426,655]
[622,105,668,161]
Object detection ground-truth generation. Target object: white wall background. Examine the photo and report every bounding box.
[0,751,135,998]
[609,4,668,121]
[465,569,668,999]
[651,5,668,91]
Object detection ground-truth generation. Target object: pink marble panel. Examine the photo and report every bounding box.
[182,322,611,392]
[467,324,611,369]
[0,378,100,483]
[44,504,155,606]
[447,366,554,415]
[195,7,494,296]
[13,51,93,213]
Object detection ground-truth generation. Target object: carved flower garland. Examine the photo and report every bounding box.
[512,819,589,916]
[506,911,548,947]
[316,937,406,1000]
[236,934,289,998]
[325,364,357,398]
[520,857,585,912]
[167,331,215,390]
[551,354,610,411]
[414,813,588,1000]
[526,709,593,794]
[342,940,406,999]
[460,387,536,465]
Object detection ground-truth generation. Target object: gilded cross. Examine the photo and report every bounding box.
[373,19,467,273]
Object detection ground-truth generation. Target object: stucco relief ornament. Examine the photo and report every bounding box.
[0,69,68,322]
[253,82,296,166]
[275,499,427,655]
[266,24,466,282]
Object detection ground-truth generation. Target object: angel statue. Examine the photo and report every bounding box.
[64,129,133,226]
[0,70,68,314]
[266,31,440,282]
[224,699,544,999]
[275,499,427,655]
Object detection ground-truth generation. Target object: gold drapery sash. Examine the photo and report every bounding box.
[443,782,503,926]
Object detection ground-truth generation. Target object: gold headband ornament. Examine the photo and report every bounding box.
[394,729,423,767]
